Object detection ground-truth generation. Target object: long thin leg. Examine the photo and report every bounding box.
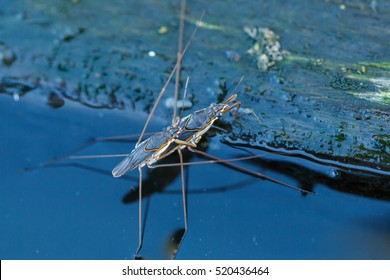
[149,154,267,168]
[187,147,314,195]
[225,101,241,116]
[137,11,205,146]
[173,0,186,122]
[69,153,129,159]
[135,166,143,257]
[30,132,156,171]
[172,148,188,259]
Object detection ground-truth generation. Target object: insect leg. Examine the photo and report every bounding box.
[135,165,143,257]
[137,11,205,147]
[171,148,188,259]
[173,0,187,122]
[148,154,267,169]
[227,101,241,117]
[173,139,197,148]
[29,132,157,172]
[187,147,314,195]
[170,2,188,258]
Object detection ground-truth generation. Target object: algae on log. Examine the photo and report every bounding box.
[0,0,389,170]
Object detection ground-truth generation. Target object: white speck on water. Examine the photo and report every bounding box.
[252,236,259,246]
[148,51,156,57]
[13,92,20,101]
[330,169,341,178]
[239,107,252,114]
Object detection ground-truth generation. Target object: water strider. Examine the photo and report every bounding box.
[106,1,313,258]
[37,0,313,259]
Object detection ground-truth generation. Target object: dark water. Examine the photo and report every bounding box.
[1,94,390,260]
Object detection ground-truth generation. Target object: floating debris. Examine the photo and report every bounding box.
[244,27,289,71]
[225,50,241,62]
[165,97,192,109]
[0,42,16,66]
[47,92,65,108]
[158,25,168,35]
[58,26,85,42]
[329,73,368,90]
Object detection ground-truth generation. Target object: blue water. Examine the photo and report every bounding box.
[1,94,390,259]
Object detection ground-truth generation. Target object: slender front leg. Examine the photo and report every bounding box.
[227,101,241,117]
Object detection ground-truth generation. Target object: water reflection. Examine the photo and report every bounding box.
[223,143,390,201]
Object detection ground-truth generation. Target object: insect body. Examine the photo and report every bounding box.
[110,89,242,258]
[176,93,240,147]
[112,93,240,177]
[112,125,181,177]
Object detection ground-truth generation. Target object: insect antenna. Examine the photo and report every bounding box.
[179,76,190,120]
[222,75,245,105]
[230,75,245,96]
